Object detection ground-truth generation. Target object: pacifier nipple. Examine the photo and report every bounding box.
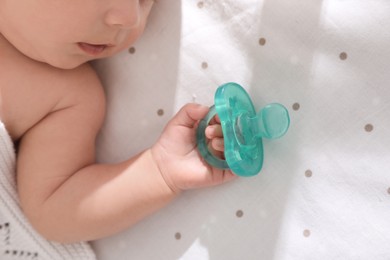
[257,103,290,139]
[235,103,290,146]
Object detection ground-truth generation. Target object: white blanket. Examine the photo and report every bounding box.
[92,0,390,259]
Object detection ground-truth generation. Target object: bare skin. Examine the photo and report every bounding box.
[0,1,236,244]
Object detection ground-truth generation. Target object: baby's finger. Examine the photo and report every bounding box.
[211,137,224,152]
[212,169,238,185]
[169,103,209,128]
[207,141,224,160]
[205,124,223,139]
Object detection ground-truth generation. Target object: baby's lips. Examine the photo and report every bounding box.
[77,42,109,56]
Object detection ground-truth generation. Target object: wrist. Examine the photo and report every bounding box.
[149,147,182,195]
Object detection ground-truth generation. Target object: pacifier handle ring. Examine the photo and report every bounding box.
[196,105,229,169]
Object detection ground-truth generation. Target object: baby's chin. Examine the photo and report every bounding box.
[48,51,123,69]
[44,56,97,70]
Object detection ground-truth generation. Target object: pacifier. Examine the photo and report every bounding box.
[196,82,290,177]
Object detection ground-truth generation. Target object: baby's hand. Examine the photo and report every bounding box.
[151,103,237,193]
[205,113,225,159]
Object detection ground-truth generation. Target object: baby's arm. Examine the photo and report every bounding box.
[17,65,235,243]
[17,65,175,243]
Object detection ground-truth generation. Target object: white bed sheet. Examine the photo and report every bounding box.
[92,0,390,259]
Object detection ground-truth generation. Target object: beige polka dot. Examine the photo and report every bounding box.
[157,109,164,116]
[197,1,204,8]
[201,62,208,69]
[303,229,311,237]
[175,232,181,240]
[339,52,348,60]
[292,103,300,111]
[305,169,313,178]
[365,124,373,132]
[129,47,136,54]
[236,210,244,218]
[258,38,266,46]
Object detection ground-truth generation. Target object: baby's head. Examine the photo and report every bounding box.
[0,0,154,69]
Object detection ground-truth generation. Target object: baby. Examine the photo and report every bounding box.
[0,0,236,252]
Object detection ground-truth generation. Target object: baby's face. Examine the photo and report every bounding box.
[0,0,154,69]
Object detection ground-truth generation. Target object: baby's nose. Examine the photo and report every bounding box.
[104,1,141,29]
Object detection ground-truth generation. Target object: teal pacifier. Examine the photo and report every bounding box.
[196,82,290,177]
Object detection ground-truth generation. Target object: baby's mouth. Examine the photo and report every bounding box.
[77,42,111,56]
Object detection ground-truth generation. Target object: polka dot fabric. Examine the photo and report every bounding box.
[92,0,390,259]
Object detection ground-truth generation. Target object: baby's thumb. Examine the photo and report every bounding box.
[171,103,209,128]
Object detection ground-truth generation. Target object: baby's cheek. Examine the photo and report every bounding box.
[121,27,145,49]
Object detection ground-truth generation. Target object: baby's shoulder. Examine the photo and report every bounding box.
[0,45,105,140]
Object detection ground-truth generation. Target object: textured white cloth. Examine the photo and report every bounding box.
[0,122,96,260]
[92,0,390,259]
